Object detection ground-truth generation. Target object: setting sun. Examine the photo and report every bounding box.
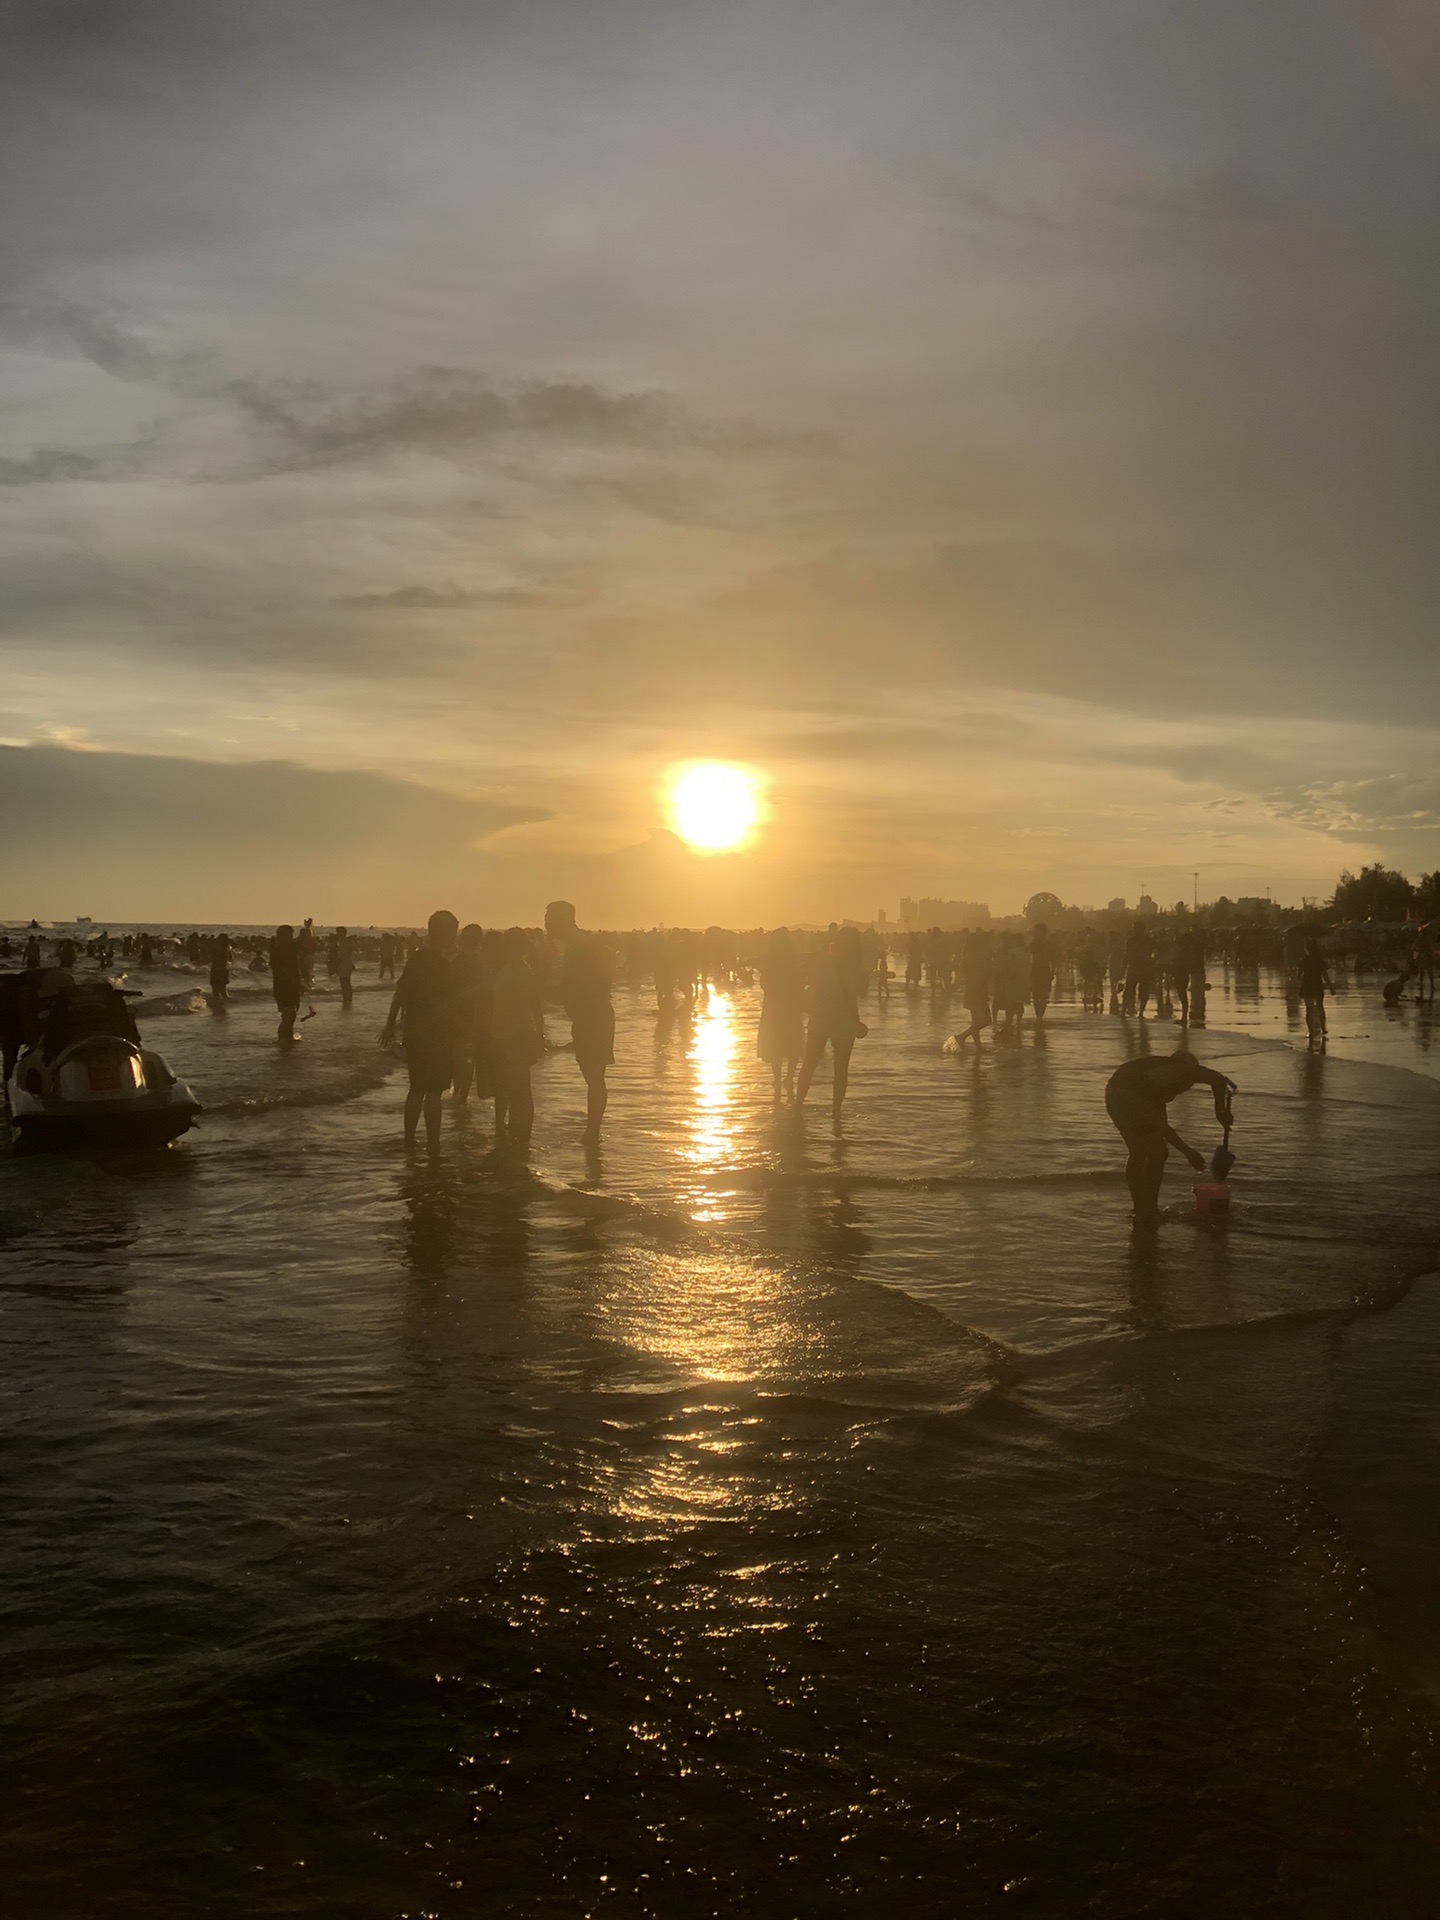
[666,762,763,853]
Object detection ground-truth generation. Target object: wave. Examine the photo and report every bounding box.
[133,990,209,1016]
[206,1061,399,1117]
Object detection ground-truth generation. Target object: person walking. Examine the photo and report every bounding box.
[950,928,994,1046]
[795,925,868,1125]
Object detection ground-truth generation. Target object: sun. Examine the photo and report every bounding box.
[666,761,763,853]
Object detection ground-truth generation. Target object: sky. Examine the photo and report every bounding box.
[3,0,1439,925]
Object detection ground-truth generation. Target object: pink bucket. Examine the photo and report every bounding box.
[1193,1182,1231,1218]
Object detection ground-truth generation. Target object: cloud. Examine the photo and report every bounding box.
[224,367,811,477]
[0,442,155,484]
[333,581,552,611]
[1262,773,1440,836]
[0,744,551,922]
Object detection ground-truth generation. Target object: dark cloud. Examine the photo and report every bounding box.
[224,368,815,477]
[0,744,549,921]
[0,448,119,484]
[333,582,552,611]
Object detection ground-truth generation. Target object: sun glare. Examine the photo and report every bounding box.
[667,762,762,853]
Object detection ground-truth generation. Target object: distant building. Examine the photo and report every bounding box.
[1137,893,1157,917]
[1107,897,1127,914]
[899,896,991,930]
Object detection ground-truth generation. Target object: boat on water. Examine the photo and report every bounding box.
[4,973,201,1151]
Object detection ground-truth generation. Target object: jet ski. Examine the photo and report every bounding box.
[4,972,201,1151]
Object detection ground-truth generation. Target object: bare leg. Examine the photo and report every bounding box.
[506,1070,533,1151]
[403,1087,425,1147]
[422,1090,443,1152]
[583,1067,608,1137]
[794,1030,828,1108]
[1125,1139,1168,1220]
[830,1035,855,1124]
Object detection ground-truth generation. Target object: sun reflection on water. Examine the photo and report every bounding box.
[682,993,745,1216]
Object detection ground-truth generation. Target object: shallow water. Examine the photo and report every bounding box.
[4,960,1439,1916]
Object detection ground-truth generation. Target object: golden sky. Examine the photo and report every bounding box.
[2,1,1438,922]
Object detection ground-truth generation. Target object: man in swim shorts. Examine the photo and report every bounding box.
[1105,1051,1236,1222]
[545,900,614,1141]
[381,909,460,1151]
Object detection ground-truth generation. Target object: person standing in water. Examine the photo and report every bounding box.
[381,909,460,1152]
[378,931,396,981]
[208,931,231,1007]
[271,925,302,1045]
[545,900,614,1141]
[297,918,318,991]
[795,925,867,1125]
[1105,1052,1236,1223]
[491,927,544,1151]
[1029,922,1054,1021]
[757,926,806,1103]
[334,927,355,1009]
[1298,934,1332,1044]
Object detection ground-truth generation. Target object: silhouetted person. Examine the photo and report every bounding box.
[382,909,460,1152]
[1382,966,1414,1008]
[378,931,397,981]
[1107,928,1127,1014]
[795,925,867,1125]
[1174,926,1202,1026]
[297,918,318,990]
[1105,1053,1236,1222]
[1298,934,1332,1043]
[1029,922,1054,1020]
[209,931,231,1006]
[139,932,155,968]
[905,932,923,989]
[952,929,993,1045]
[271,925,302,1045]
[24,935,41,971]
[334,927,355,1008]
[758,926,806,1103]
[451,923,488,1106]
[491,927,544,1152]
[546,900,613,1140]
[994,931,1030,1036]
[1122,920,1155,1016]
[1078,933,1105,1011]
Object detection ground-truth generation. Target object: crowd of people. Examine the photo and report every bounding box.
[4,907,1436,1216]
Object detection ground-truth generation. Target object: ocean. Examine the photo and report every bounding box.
[3,954,1439,1915]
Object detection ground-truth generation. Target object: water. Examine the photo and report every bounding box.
[4,961,1439,1915]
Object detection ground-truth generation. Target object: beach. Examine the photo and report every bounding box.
[4,958,1439,1915]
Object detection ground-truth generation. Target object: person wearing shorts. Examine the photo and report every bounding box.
[382,909,460,1151]
[1105,1052,1235,1222]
